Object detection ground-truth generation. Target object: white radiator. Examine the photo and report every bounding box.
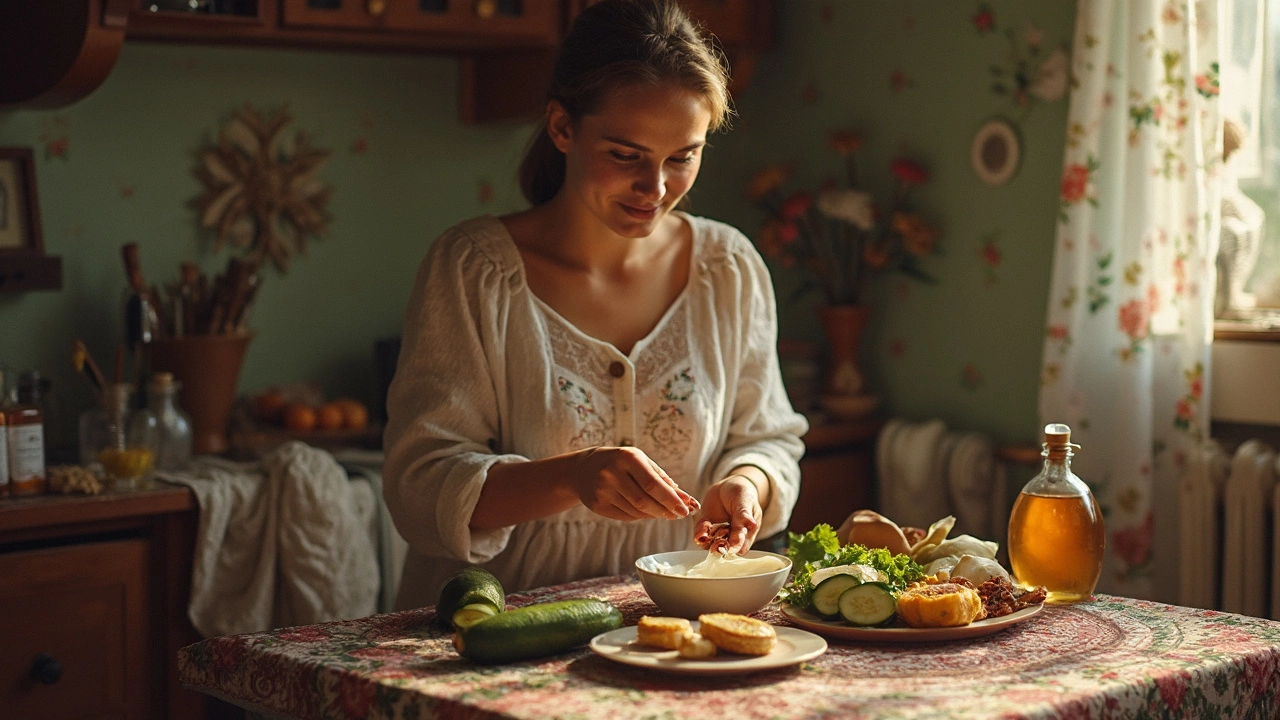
[1179,439,1280,619]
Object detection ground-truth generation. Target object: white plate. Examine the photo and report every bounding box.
[780,602,1043,642]
[589,621,827,674]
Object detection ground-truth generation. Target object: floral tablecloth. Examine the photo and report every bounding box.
[178,575,1280,719]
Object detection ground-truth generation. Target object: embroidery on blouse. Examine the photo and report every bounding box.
[642,367,695,463]
[546,314,614,390]
[557,376,612,449]
[635,301,691,392]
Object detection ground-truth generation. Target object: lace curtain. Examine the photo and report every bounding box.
[1039,0,1221,599]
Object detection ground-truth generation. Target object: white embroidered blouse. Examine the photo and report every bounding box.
[383,212,808,609]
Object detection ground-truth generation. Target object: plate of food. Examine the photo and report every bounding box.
[589,614,827,674]
[776,511,1048,643]
[780,601,1042,643]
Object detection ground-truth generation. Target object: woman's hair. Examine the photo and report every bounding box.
[518,0,733,206]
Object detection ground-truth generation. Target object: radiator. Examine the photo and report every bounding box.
[1179,439,1280,619]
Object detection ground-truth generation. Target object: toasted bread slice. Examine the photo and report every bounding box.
[676,632,718,659]
[636,616,693,650]
[697,613,776,656]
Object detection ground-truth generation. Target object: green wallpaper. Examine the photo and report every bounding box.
[693,0,1076,445]
[0,0,1075,453]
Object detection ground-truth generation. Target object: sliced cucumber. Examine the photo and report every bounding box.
[837,582,897,626]
[452,602,499,629]
[453,598,623,664]
[812,574,862,619]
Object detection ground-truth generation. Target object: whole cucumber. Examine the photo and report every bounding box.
[453,598,623,664]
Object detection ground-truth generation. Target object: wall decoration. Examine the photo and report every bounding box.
[39,116,71,161]
[973,5,1069,118]
[961,363,984,391]
[192,104,333,273]
[971,119,1021,185]
[890,70,913,93]
[978,230,1002,287]
[0,148,42,252]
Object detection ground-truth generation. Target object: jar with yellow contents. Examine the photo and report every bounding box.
[79,383,159,491]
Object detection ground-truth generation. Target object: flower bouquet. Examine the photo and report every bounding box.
[749,130,940,307]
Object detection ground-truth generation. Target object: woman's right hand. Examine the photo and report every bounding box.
[568,446,700,521]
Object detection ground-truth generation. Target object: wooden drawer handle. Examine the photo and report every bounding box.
[30,653,63,685]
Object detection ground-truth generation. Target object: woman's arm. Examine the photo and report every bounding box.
[472,446,700,530]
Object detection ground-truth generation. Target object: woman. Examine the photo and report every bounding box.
[383,0,807,610]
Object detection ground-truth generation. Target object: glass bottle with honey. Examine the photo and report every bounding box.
[1007,423,1106,604]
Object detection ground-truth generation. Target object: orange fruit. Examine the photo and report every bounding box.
[255,389,288,424]
[316,403,345,431]
[284,403,317,432]
[341,402,368,431]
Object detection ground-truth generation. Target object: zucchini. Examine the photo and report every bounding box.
[436,567,505,629]
[838,582,897,626]
[453,598,623,664]
[812,574,862,619]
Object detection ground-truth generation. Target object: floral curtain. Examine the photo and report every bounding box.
[1039,0,1220,599]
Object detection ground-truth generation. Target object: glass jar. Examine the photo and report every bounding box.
[147,372,192,472]
[79,384,159,492]
[1007,423,1107,604]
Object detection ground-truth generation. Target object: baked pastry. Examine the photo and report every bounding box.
[676,632,718,659]
[697,613,776,656]
[636,616,692,650]
[896,582,986,628]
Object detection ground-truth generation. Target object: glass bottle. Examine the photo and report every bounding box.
[79,384,159,492]
[147,372,192,471]
[7,372,47,496]
[1007,423,1107,604]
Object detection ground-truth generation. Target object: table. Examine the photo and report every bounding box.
[178,575,1280,719]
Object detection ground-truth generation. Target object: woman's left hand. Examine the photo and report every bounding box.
[693,476,762,556]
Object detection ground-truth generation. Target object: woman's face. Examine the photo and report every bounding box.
[549,82,713,239]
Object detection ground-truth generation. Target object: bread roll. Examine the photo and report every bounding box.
[837,510,912,556]
[697,613,777,656]
[636,616,692,650]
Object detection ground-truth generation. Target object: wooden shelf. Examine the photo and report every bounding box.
[0,483,194,536]
[0,254,62,293]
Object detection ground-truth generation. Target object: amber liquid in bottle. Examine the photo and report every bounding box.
[1007,424,1106,604]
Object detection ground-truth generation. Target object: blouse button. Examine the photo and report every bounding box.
[608,361,626,378]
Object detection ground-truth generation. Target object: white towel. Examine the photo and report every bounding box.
[158,441,380,638]
[875,419,1003,541]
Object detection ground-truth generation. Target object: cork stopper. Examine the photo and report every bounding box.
[1043,423,1081,460]
[151,372,174,388]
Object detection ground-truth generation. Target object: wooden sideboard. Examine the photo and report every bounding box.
[788,417,881,535]
[0,485,207,720]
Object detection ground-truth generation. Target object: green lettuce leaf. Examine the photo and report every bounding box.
[780,527,924,609]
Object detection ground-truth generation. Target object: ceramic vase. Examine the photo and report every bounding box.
[816,305,879,419]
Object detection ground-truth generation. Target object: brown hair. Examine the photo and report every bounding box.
[517,0,733,206]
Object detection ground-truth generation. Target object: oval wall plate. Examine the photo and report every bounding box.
[971,119,1021,186]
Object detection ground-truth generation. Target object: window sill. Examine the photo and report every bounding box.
[1214,315,1280,343]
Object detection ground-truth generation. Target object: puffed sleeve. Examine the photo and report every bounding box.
[708,231,809,539]
[382,225,527,564]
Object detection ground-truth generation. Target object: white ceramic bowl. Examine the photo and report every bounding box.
[635,549,792,619]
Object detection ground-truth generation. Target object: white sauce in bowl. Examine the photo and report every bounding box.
[650,551,788,578]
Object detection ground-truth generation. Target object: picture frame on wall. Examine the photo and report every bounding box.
[0,147,43,254]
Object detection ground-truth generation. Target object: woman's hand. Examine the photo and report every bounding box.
[693,475,763,556]
[568,446,699,522]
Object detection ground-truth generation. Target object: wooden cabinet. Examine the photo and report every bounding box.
[2,0,772,123]
[125,0,561,51]
[788,418,881,534]
[0,486,206,720]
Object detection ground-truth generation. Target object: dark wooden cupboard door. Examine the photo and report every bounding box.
[385,0,558,42]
